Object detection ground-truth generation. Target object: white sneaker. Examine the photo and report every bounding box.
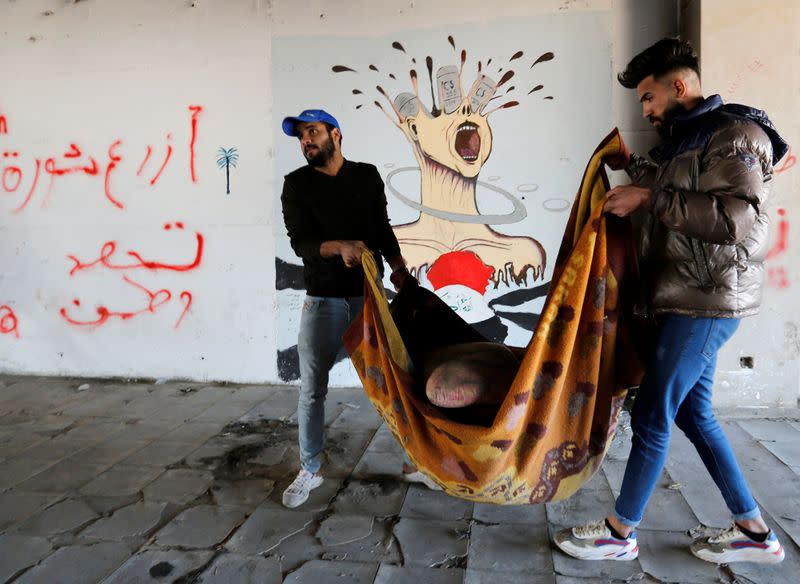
[402,469,443,491]
[690,523,785,564]
[282,469,323,508]
[553,519,639,561]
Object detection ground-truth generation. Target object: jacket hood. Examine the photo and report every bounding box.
[660,94,789,165]
[721,100,789,164]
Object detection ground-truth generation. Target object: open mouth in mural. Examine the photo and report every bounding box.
[454,122,481,163]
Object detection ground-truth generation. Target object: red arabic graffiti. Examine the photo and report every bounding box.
[148,134,173,186]
[136,146,152,177]
[134,134,177,188]
[3,156,41,214]
[176,291,193,328]
[2,152,22,192]
[726,59,764,98]
[61,222,202,329]
[766,208,790,290]
[767,208,788,260]
[104,140,123,209]
[776,146,795,174]
[0,305,20,338]
[189,105,203,183]
[66,224,204,276]
[1,105,203,213]
[767,267,789,290]
[60,276,192,329]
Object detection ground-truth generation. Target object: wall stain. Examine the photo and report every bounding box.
[785,322,800,358]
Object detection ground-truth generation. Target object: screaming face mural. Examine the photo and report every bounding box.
[327,40,557,344]
[273,13,613,382]
[355,44,551,290]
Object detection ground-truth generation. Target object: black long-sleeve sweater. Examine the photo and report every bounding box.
[280,160,402,297]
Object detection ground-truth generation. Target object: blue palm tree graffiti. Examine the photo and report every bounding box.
[216,147,239,195]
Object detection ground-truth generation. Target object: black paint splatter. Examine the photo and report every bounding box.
[497,70,515,87]
[531,52,555,67]
[426,56,438,114]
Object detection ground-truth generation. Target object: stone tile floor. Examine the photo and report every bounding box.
[0,375,798,583]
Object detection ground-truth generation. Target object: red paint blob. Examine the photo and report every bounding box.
[427,251,494,294]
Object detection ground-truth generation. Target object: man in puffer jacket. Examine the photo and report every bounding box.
[554,38,788,565]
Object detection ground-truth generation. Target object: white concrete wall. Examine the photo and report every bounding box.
[691,0,800,407]
[1,0,276,382]
[612,0,678,157]
[36,1,800,406]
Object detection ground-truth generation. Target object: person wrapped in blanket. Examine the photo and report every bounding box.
[389,279,526,412]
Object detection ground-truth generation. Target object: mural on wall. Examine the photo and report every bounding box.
[273,13,612,382]
[0,105,206,333]
[216,147,239,195]
[331,39,556,345]
[335,41,551,287]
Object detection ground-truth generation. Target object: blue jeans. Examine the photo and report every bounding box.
[614,314,760,527]
[297,295,364,473]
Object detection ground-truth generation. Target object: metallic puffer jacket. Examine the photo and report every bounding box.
[627,95,788,318]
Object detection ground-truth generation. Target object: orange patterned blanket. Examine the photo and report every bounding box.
[343,129,643,504]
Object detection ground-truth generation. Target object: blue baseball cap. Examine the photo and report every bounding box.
[282,109,341,137]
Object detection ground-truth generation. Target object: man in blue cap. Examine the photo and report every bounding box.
[279,109,439,508]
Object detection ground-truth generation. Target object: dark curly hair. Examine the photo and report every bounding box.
[618,38,700,89]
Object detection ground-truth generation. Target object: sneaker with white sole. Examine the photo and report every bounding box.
[282,469,323,508]
[402,469,443,491]
[553,519,639,561]
[690,524,785,564]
